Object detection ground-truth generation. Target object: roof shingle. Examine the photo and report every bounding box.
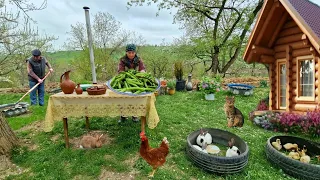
[288,0,320,39]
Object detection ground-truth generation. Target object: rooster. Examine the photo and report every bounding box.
[139,131,169,177]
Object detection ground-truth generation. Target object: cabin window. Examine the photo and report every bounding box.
[279,63,286,108]
[278,61,286,109]
[297,56,314,99]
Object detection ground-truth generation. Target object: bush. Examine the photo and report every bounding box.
[259,80,268,87]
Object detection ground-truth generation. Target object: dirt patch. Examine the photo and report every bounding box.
[124,153,140,167]
[19,138,39,151]
[15,120,44,134]
[223,77,269,87]
[14,120,44,151]
[69,130,113,149]
[51,134,61,142]
[99,169,136,180]
[0,155,28,179]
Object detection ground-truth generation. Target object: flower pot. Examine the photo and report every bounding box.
[205,93,215,100]
[176,80,186,91]
[168,88,175,95]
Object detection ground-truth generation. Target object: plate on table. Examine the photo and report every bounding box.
[106,78,160,96]
[80,84,93,91]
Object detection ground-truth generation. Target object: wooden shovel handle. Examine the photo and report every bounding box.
[15,71,51,104]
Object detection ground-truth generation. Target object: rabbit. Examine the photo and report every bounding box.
[196,128,212,148]
[193,142,208,154]
[226,138,240,157]
[79,134,103,149]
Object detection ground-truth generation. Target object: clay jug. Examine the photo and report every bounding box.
[186,74,193,91]
[75,84,83,95]
[60,70,76,94]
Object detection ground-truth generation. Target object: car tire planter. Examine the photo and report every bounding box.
[227,84,254,96]
[186,128,249,174]
[265,136,320,180]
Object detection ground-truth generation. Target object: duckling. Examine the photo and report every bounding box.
[283,143,298,151]
[272,139,282,151]
[299,145,310,164]
[288,151,300,160]
[300,155,310,163]
[316,155,320,162]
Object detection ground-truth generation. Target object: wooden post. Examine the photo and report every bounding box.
[141,116,146,132]
[85,116,90,129]
[63,118,69,148]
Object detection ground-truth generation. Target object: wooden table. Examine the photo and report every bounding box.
[44,90,159,148]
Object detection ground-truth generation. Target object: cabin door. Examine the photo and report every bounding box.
[278,61,286,109]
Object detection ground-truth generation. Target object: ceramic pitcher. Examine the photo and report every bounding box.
[60,70,76,94]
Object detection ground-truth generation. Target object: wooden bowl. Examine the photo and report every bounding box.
[87,86,106,95]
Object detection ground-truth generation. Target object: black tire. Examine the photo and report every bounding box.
[186,128,249,174]
[265,136,320,180]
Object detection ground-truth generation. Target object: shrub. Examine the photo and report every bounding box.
[259,80,268,88]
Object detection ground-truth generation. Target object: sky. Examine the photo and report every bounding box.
[23,0,183,51]
[11,0,320,51]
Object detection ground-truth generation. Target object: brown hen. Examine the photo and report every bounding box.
[139,131,169,177]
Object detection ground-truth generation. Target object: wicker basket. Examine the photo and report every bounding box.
[87,86,106,95]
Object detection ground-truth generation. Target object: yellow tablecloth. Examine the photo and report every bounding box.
[44,89,159,132]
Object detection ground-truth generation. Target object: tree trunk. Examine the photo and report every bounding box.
[0,112,18,156]
[210,46,220,75]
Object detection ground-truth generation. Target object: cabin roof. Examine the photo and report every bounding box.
[243,0,320,63]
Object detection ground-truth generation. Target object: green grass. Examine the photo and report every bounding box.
[2,89,319,179]
[46,50,82,65]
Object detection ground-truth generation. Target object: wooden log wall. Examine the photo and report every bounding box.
[313,49,320,103]
[269,62,277,110]
[286,46,293,111]
[272,17,316,112]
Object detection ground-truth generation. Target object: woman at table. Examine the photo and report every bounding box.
[117,44,146,123]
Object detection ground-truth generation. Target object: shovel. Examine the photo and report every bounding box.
[15,71,51,105]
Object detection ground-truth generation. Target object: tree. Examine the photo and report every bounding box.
[128,0,263,75]
[0,0,53,156]
[0,0,56,86]
[0,112,18,156]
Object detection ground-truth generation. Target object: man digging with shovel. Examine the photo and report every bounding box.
[27,49,54,106]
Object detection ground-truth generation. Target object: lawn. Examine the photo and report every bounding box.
[1,88,319,180]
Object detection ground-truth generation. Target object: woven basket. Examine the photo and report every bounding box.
[87,86,106,95]
[265,136,320,180]
[186,128,249,174]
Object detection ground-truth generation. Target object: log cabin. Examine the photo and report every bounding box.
[243,0,320,112]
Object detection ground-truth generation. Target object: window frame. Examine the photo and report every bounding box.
[296,55,315,102]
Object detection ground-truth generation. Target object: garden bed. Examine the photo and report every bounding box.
[252,110,320,137]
